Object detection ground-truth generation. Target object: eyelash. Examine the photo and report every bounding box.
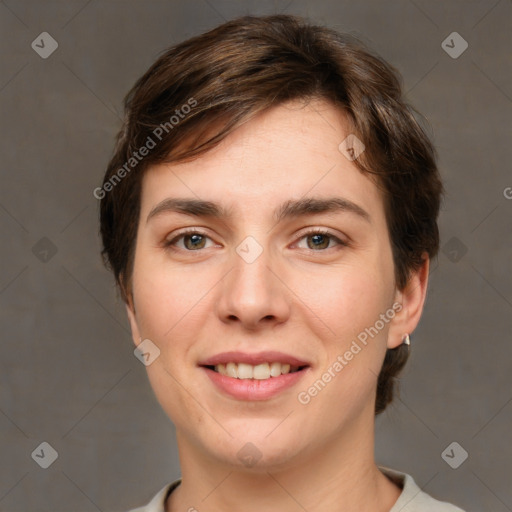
[163,228,348,253]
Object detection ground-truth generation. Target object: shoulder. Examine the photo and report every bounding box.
[380,466,466,512]
[124,471,466,512]
[124,479,181,512]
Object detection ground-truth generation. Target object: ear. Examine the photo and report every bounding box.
[125,294,142,348]
[387,255,430,349]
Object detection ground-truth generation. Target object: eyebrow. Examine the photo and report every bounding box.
[146,196,371,224]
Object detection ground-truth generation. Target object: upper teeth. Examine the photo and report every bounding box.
[214,362,299,380]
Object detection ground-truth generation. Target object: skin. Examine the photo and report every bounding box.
[125,98,429,512]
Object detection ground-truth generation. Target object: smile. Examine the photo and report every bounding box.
[209,362,305,380]
[199,351,311,400]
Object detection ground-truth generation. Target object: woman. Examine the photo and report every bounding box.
[99,14,466,512]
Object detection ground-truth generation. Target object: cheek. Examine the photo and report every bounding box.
[145,361,207,428]
[131,252,210,342]
[292,259,394,343]
[132,259,211,428]
[291,256,395,413]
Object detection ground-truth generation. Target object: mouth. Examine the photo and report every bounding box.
[203,362,308,380]
[198,351,311,400]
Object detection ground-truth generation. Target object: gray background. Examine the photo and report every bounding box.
[1,0,511,511]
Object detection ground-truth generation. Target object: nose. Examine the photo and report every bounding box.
[215,241,291,330]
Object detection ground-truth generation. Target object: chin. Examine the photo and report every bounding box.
[205,429,307,473]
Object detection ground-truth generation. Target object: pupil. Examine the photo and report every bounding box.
[309,234,328,249]
[187,234,204,249]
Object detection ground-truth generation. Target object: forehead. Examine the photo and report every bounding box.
[139,99,385,224]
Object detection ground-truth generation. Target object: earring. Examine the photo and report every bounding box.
[402,333,411,346]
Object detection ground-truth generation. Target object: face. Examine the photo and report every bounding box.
[126,99,414,471]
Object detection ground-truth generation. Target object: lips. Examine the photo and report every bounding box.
[199,351,310,400]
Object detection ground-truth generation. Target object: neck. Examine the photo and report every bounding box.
[166,406,401,512]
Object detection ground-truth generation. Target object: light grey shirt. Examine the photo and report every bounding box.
[127,466,466,512]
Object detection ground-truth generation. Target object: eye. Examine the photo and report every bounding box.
[164,229,216,251]
[163,228,348,253]
[295,229,347,251]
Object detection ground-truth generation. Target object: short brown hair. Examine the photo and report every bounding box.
[99,14,442,415]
